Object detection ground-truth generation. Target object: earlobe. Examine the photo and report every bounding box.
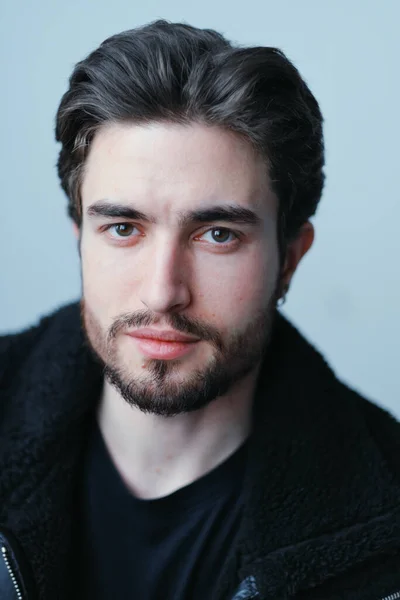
[301,221,315,257]
[290,222,315,269]
[279,222,315,295]
[72,222,80,239]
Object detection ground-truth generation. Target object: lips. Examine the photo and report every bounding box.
[127,328,200,343]
[126,328,200,360]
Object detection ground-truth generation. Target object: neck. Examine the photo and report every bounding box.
[97,367,260,499]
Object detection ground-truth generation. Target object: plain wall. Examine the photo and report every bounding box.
[1,0,399,415]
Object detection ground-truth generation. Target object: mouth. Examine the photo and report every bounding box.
[126,333,199,360]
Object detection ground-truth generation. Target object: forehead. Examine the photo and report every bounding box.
[81,121,276,221]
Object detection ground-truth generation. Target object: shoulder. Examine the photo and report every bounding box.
[0,301,81,388]
[347,383,400,482]
[276,313,400,482]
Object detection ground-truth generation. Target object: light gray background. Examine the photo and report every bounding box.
[1,1,399,415]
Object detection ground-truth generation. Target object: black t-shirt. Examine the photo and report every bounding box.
[77,419,248,600]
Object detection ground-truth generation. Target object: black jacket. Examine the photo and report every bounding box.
[0,301,400,600]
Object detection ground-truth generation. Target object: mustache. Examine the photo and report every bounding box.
[107,310,223,351]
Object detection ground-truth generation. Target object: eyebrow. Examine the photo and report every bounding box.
[87,201,263,228]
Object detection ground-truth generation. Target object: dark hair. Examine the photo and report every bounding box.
[55,20,325,257]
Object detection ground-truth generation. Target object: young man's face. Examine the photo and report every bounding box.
[79,122,282,417]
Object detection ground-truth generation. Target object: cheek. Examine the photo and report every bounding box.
[80,232,279,325]
[80,238,129,318]
[194,249,278,323]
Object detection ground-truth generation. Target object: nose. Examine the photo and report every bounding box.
[139,235,191,314]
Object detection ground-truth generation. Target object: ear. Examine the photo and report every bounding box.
[72,222,82,259]
[280,221,315,292]
[72,222,80,239]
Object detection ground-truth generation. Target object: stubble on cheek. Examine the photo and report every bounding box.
[80,298,112,366]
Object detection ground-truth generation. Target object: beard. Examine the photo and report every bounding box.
[80,291,279,418]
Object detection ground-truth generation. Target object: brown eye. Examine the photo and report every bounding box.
[211,228,233,243]
[112,224,136,237]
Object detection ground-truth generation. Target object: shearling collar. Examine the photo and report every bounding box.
[0,301,400,600]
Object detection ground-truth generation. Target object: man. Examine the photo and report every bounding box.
[0,19,399,600]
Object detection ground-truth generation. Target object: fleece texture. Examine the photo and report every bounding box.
[0,301,400,600]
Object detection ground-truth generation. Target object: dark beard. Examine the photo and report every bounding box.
[80,294,278,418]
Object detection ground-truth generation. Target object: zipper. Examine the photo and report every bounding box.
[380,593,400,600]
[1,545,24,599]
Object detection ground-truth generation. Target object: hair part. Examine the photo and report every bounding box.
[55,20,325,259]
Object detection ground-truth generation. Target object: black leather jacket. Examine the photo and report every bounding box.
[1,302,400,600]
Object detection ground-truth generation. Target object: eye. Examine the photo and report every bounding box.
[200,228,238,244]
[106,223,140,238]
